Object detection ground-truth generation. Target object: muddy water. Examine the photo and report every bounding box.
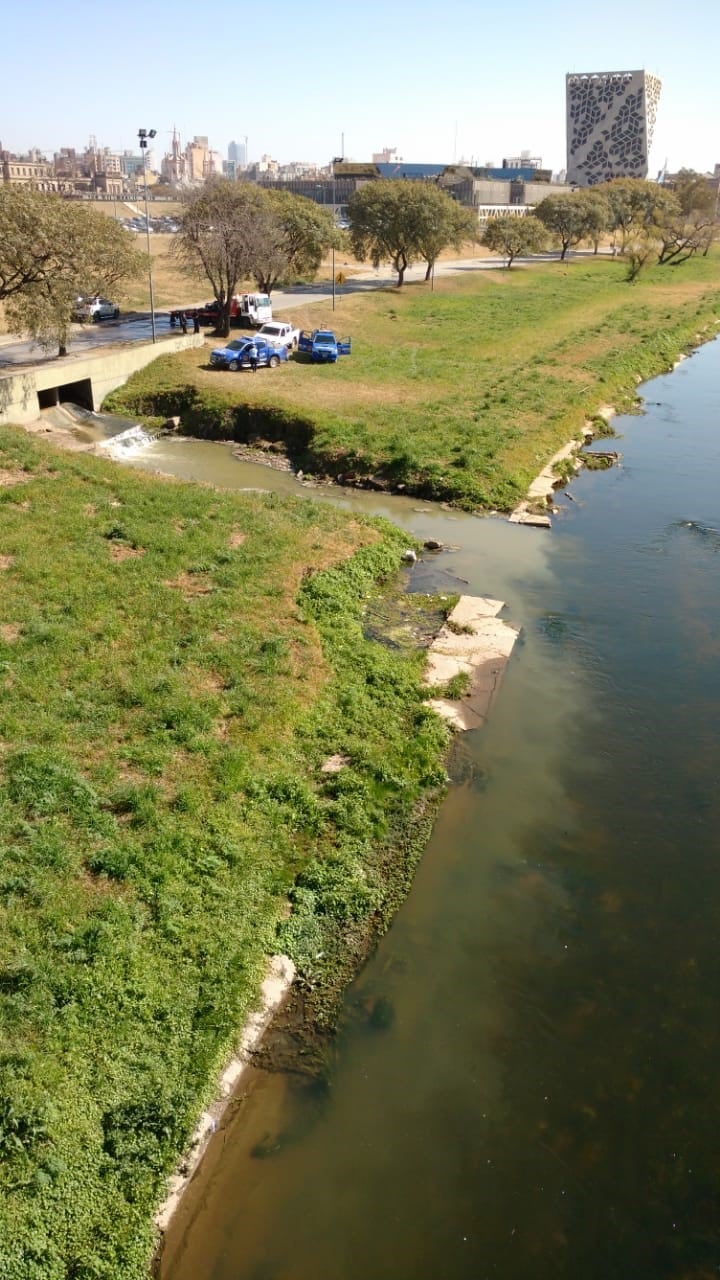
[132,339,720,1280]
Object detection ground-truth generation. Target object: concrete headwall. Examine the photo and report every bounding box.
[0,334,204,425]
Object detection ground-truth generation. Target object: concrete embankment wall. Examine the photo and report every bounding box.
[0,334,203,425]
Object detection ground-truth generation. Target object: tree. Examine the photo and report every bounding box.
[173,181,262,336]
[174,182,337,331]
[582,191,611,253]
[534,190,611,260]
[656,209,717,266]
[671,169,716,218]
[2,194,143,356]
[624,233,660,281]
[347,181,418,286]
[411,187,477,280]
[348,180,476,286]
[666,170,719,260]
[594,179,680,254]
[482,214,547,268]
[255,190,337,294]
[0,188,59,301]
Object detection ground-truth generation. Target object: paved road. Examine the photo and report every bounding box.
[0,313,192,369]
[0,250,607,370]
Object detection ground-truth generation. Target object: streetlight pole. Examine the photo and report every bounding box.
[138,128,157,343]
[331,159,337,312]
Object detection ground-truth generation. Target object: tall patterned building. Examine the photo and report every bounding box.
[566,70,662,186]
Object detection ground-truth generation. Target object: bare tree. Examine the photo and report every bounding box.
[174,182,337,327]
[173,181,262,336]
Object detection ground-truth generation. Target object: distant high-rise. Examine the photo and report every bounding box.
[566,70,661,186]
[228,139,247,169]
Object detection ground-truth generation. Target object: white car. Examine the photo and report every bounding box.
[72,296,120,323]
[255,321,300,351]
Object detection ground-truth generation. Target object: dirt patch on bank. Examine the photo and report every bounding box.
[0,468,29,487]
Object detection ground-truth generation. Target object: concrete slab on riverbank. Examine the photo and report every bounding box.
[425,595,520,731]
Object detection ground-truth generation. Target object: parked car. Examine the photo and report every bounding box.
[297,330,352,363]
[209,338,288,371]
[72,296,120,323]
[255,321,300,351]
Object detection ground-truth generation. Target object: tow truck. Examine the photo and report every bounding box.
[193,293,273,329]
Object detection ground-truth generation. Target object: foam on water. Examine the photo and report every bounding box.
[96,424,156,457]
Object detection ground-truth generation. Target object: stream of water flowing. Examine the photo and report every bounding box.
[128,339,720,1280]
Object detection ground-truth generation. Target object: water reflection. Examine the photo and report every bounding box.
[150,339,720,1280]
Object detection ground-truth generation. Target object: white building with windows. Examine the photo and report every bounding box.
[566,70,662,186]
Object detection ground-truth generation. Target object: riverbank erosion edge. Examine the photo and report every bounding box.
[0,427,456,1279]
[152,591,519,1250]
[103,256,720,513]
[153,954,295,1236]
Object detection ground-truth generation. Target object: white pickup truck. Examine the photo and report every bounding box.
[255,321,300,351]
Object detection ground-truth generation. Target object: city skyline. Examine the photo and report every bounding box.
[1,0,718,177]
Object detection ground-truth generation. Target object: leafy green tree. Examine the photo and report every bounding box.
[582,191,612,253]
[482,214,547,267]
[595,179,680,253]
[534,190,610,260]
[589,179,707,279]
[0,187,73,302]
[664,171,719,260]
[348,180,418,286]
[3,196,143,355]
[671,169,716,217]
[255,189,337,294]
[411,187,477,280]
[348,180,475,286]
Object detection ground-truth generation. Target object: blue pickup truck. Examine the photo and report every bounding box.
[209,337,288,371]
[297,330,352,363]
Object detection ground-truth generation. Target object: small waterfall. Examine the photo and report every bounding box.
[37,402,158,455]
[96,424,157,458]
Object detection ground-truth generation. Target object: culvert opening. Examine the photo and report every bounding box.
[37,377,93,412]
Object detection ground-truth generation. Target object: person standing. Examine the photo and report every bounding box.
[248,341,258,373]
[192,312,200,334]
[180,312,188,335]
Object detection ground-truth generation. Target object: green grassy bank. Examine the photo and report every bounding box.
[0,428,447,1279]
[106,255,720,511]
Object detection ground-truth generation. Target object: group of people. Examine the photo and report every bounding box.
[169,309,200,334]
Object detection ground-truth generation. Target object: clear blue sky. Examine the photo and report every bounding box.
[2,0,718,176]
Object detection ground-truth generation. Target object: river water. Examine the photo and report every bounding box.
[130,339,720,1280]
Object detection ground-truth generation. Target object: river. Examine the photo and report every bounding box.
[129,338,720,1280]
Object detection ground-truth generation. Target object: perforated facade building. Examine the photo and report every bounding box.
[566,70,662,186]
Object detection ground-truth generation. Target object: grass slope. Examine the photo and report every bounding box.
[107,254,720,510]
[0,429,447,1279]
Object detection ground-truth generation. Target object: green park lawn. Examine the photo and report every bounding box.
[0,429,447,1278]
[107,253,720,511]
